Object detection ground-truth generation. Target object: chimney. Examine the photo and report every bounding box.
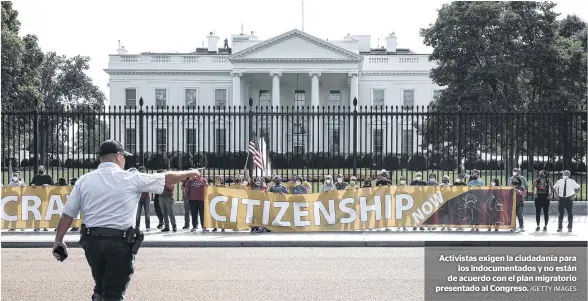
[207,32,219,52]
[344,33,353,41]
[116,40,128,54]
[385,32,397,52]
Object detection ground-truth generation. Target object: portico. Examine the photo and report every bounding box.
[229,29,362,107]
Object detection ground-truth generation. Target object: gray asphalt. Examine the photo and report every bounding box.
[1,248,424,301]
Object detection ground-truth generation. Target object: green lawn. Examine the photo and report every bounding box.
[3,167,586,201]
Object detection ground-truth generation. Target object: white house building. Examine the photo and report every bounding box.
[105,29,441,155]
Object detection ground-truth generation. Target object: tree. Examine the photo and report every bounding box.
[1,3,106,165]
[419,1,586,173]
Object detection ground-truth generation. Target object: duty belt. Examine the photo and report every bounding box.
[84,226,128,238]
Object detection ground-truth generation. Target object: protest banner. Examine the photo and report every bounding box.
[1,186,81,229]
[204,186,516,231]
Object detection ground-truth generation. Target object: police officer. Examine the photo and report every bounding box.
[52,140,202,301]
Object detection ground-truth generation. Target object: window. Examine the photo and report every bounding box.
[329,90,341,105]
[372,89,385,106]
[294,90,306,107]
[156,129,167,153]
[260,90,271,106]
[185,89,198,108]
[373,129,383,153]
[215,89,227,107]
[433,89,441,101]
[329,129,340,153]
[402,128,414,154]
[402,89,414,108]
[293,135,305,153]
[125,89,137,108]
[125,128,136,152]
[215,128,226,153]
[155,89,167,108]
[186,129,197,154]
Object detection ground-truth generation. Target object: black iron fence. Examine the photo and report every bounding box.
[2,98,586,200]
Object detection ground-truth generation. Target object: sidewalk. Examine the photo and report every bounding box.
[2,216,586,248]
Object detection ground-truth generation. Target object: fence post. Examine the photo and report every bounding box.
[248,98,254,179]
[33,98,39,170]
[352,97,358,176]
[138,97,145,167]
[456,109,462,175]
[562,103,570,171]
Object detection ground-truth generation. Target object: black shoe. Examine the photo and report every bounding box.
[221,228,225,232]
[182,225,189,230]
[543,226,547,231]
[568,228,572,233]
[212,228,217,232]
[157,224,163,229]
[557,228,562,232]
[535,226,540,232]
[161,227,170,232]
[172,226,177,232]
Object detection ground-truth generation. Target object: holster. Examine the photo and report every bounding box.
[127,227,144,255]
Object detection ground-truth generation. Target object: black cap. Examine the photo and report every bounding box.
[98,140,132,157]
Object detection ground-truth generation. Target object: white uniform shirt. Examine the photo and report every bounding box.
[553,178,580,198]
[62,162,165,230]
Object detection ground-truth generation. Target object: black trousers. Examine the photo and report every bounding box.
[558,197,574,229]
[534,195,550,226]
[153,196,164,225]
[189,200,205,229]
[79,235,134,301]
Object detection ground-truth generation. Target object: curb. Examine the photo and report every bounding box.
[3,240,585,248]
[159,201,588,216]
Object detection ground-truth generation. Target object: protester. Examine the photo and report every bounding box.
[490,178,500,186]
[7,171,26,231]
[453,174,467,186]
[510,176,527,232]
[250,177,268,233]
[211,176,226,232]
[410,172,427,186]
[152,170,165,229]
[468,169,484,186]
[439,175,451,187]
[184,170,208,232]
[321,175,336,192]
[335,174,348,190]
[375,171,392,186]
[30,165,52,231]
[70,178,77,186]
[290,176,308,194]
[134,166,151,232]
[269,176,288,193]
[397,176,409,231]
[285,174,297,192]
[158,171,177,232]
[363,177,372,188]
[346,176,360,189]
[508,168,529,190]
[181,177,191,230]
[532,170,554,232]
[427,174,439,186]
[554,170,580,232]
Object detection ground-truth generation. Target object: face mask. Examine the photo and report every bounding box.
[12,176,19,182]
[429,178,435,182]
[456,179,462,183]
[400,181,406,185]
[275,180,281,185]
[242,181,248,186]
[350,180,356,185]
[325,179,332,184]
[337,178,343,183]
[490,182,496,186]
[296,181,301,185]
[513,172,518,176]
[416,177,422,181]
[563,176,569,180]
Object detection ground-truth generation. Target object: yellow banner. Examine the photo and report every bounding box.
[204,186,517,231]
[1,186,81,229]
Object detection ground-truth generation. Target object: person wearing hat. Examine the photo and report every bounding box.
[321,175,337,192]
[335,174,348,190]
[508,168,528,190]
[346,176,360,189]
[52,139,202,301]
[453,174,467,186]
[439,175,452,187]
[375,171,392,186]
[553,170,580,232]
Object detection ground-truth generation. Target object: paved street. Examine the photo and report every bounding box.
[1,248,423,301]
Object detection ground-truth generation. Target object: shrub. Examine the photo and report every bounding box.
[576,161,587,173]
[408,154,427,170]
[20,158,29,167]
[439,158,457,170]
[384,154,401,170]
[486,160,500,170]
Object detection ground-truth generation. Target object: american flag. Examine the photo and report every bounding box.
[248,137,271,176]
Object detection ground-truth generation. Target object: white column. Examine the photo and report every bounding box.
[232,72,242,106]
[310,72,321,107]
[270,72,281,106]
[270,72,282,153]
[349,72,359,104]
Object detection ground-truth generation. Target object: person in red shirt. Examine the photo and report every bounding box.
[135,166,151,231]
[186,173,208,232]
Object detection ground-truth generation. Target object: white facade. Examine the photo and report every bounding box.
[105,29,442,154]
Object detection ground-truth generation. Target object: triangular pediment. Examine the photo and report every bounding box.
[230,29,361,62]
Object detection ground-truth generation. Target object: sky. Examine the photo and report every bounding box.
[11,0,588,104]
